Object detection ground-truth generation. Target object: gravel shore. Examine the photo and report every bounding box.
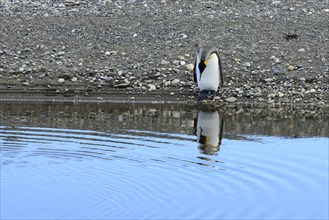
[0,0,328,107]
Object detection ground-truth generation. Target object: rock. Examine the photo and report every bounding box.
[103,76,113,82]
[114,83,130,88]
[38,73,46,79]
[308,89,316,93]
[226,97,237,103]
[180,60,186,66]
[105,51,117,56]
[268,93,276,98]
[242,62,251,68]
[270,68,280,75]
[243,84,251,90]
[71,77,78,82]
[186,63,194,72]
[21,48,31,53]
[254,92,262,97]
[58,78,65,83]
[171,79,180,85]
[264,78,274,83]
[57,51,65,56]
[181,34,188,39]
[272,1,281,5]
[278,92,284,97]
[22,81,29,86]
[270,56,280,63]
[148,84,156,91]
[160,60,170,65]
[287,65,295,71]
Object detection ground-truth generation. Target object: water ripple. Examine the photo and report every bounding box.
[1,126,328,219]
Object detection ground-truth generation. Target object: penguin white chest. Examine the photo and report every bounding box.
[198,55,220,92]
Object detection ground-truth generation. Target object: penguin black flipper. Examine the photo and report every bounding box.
[216,51,224,85]
[193,59,197,83]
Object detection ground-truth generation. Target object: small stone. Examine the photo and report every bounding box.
[264,78,274,82]
[226,97,237,103]
[278,92,284,97]
[57,51,65,56]
[58,78,65,83]
[148,84,156,91]
[287,65,295,71]
[186,63,194,72]
[272,1,281,5]
[270,68,280,75]
[22,81,29,86]
[173,60,180,65]
[298,48,305,52]
[160,60,170,65]
[105,51,111,55]
[242,62,251,68]
[180,60,186,66]
[308,89,316,93]
[104,76,113,82]
[244,84,251,90]
[71,77,78,82]
[21,48,31,53]
[268,93,276,98]
[254,92,262,97]
[171,79,180,85]
[270,56,280,63]
[267,99,275,104]
[170,92,174,96]
[38,73,46,79]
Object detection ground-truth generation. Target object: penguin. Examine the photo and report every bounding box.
[194,110,224,155]
[194,46,224,99]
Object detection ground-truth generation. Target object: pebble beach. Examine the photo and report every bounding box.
[0,0,328,108]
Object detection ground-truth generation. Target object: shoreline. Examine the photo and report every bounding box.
[1,1,328,109]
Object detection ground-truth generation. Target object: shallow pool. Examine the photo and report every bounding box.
[1,103,328,219]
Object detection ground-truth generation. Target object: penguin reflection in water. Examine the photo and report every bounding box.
[194,110,224,155]
[194,45,224,100]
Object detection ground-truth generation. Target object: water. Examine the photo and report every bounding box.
[1,102,328,220]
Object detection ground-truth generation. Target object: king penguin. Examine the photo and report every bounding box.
[194,110,224,155]
[194,46,223,99]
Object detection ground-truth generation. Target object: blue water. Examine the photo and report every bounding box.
[1,103,328,219]
[1,124,328,220]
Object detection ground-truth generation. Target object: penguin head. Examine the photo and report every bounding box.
[198,134,209,145]
[196,46,219,74]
